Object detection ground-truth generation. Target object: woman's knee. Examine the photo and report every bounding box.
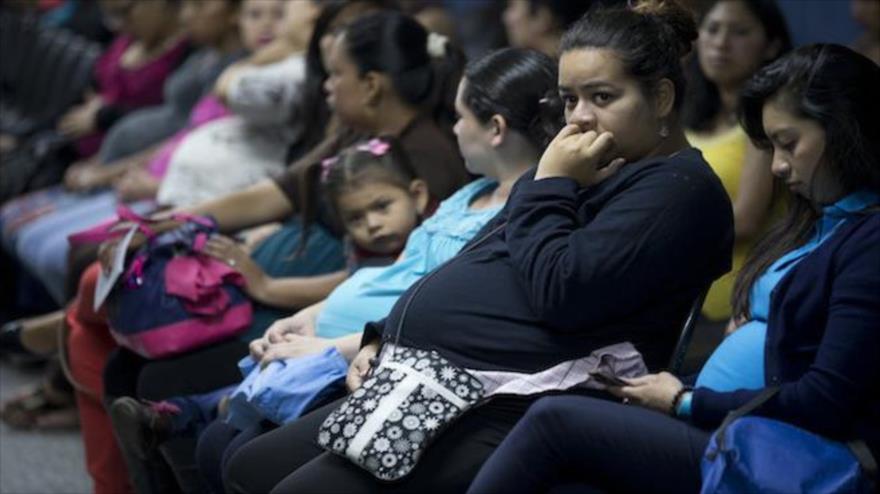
[223,437,267,494]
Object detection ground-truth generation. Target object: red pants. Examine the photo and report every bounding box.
[66,262,132,494]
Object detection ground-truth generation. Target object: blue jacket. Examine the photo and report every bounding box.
[692,212,880,457]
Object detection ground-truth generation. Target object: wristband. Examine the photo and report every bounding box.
[670,386,693,416]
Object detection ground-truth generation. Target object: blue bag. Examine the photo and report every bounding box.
[225,347,349,430]
[701,387,877,494]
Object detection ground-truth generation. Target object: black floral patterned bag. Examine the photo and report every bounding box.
[316,223,505,481]
[317,344,484,481]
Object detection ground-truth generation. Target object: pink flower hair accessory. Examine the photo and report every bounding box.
[357,138,390,156]
[320,156,338,182]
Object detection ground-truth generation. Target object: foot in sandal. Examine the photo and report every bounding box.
[0,381,79,430]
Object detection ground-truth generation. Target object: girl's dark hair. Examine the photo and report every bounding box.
[321,137,418,220]
[340,11,465,131]
[560,0,698,112]
[462,47,562,149]
[682,0,792,131]
[288,0,400,162]
[732,44,880,317]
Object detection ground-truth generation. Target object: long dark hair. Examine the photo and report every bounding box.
[560,0,698,112]
[682,0,792,132]
[732,44,880,317]
[462,47,562,149]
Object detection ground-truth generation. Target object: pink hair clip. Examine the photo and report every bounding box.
[320,156,338,182]
[357,138,390,156]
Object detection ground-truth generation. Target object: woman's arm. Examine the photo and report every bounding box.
[220,54,305,126]
[180,179,295,234]
[65,142,163,191]
[732,142,775,240]
[252,270,348,309]
[202,233,346,308]
[505,168,733,332]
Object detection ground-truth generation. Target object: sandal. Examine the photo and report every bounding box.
[0,382,79,430]
[0,320,49,365]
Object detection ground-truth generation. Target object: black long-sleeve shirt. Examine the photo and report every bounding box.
[364,148,734,372]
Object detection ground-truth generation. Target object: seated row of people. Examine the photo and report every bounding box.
[1,0,878,493]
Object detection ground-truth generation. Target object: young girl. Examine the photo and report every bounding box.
[205,137,429,307]
[682,0,792,328]
[110,135,430,490]
[470,43,880,494]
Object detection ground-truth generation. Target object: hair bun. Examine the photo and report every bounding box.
[631,0,697,59]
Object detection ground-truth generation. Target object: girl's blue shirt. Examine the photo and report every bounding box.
[315,178,502,339]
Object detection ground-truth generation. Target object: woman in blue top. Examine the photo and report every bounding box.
[469,43,880,494]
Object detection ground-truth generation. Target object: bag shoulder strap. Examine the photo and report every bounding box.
[716,386,780,438]
[385,221,507,360]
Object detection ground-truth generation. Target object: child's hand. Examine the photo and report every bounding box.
[536,124,625,187]
[259,334,332,368]
[203,235,267,299]
[249,337,270,361]
[265,308,318,344]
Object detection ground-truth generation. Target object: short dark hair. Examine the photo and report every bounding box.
[560,0,698,111]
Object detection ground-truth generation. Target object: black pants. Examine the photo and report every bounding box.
[468,395,710,494]
[196,419,276,494]
[224,394,539,494]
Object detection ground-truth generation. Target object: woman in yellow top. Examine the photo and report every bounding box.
[683,0,791,323]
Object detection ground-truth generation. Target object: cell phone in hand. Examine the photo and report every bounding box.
[589,370,628,387]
